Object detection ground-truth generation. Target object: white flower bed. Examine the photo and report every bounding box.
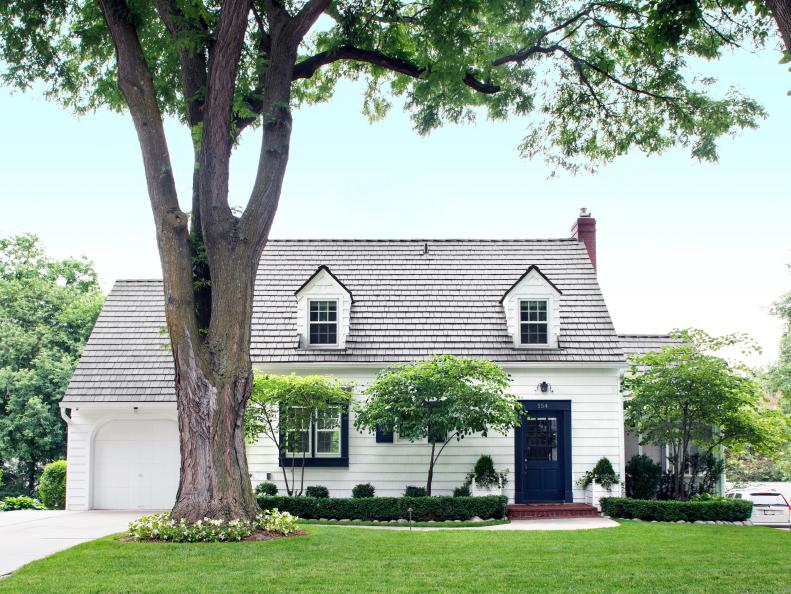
[128,508,299,542]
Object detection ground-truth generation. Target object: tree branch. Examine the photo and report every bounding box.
[97,0,201,359]
[154,0,209,128]
[198,0,252,249]
[292,45,500,94]
[288,0,331,45]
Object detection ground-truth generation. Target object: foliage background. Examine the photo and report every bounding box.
[0,235,103,495]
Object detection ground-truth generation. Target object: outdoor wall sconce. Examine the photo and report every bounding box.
[536,381,553,393]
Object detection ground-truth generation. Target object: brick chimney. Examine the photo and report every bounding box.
[571,208,597,271]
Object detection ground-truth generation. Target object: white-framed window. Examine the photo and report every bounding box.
[308,299,338,345]
[281,406,343,459]
[520,299,548,345]
[284,407,311,457]
[315,407,342,457]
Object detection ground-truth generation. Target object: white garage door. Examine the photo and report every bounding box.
[93,419,180,510]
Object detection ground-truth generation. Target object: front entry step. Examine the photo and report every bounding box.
[507,503,600,520]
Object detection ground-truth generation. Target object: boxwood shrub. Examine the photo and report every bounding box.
[38,460,67,509]
[256,495,508,521]
[600,497,753,522]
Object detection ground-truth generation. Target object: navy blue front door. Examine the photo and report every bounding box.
[515,401,572,503]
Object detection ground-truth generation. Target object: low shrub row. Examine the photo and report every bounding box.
[256,495,508,521]
[0,495,44,511]
[600,497,753,522]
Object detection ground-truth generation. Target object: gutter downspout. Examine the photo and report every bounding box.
[59,405,72,509]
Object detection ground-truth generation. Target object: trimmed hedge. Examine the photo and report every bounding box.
[600,497,753,522]
[305,486,330,499]
[256,495,508,521]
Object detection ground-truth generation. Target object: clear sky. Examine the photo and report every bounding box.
[0,44,788,366]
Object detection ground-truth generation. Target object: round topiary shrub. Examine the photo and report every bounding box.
[472,455,499,487]
[352,483,375,498]
[625,454,662,499]
[404,485,427,497]
[255,481,278,497]
[577,457,620,490]
[38,460,67,509]
[305,485,330,498]
[453,484,471,497]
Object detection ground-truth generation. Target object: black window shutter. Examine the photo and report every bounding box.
[375,426,394,443]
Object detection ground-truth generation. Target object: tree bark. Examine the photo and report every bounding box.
[98,0,326,521]
[426,441,436,495]
[766,0,791,55]
[170,291,259,522]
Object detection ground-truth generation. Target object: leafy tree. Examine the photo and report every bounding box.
[0,235,103,494]
[642,0,790,64]
[726,447,791,483]
[354,355,520,495]
[0,0,768,520]
[245,374,352,496]
[624,329,790,500]
[765,285,791,414]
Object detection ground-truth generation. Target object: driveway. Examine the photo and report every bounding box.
[0,510,146,576]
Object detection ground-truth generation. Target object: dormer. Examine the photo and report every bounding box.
[500,266,562,349]
[295,266,353,349]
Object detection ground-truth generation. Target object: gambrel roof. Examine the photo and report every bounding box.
[64,239,624,403]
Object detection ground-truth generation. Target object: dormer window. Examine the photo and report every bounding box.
[309,299,338,345]
[501,265,561,349]
[295,265,353,349]
[520,300,548,345]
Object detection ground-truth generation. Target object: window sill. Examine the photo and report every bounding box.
[279,457,349,468]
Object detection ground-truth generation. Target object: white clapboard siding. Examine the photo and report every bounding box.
[248,364,623,502]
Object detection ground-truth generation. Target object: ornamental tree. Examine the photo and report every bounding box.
[0,0,768,520]
[624,329,790,500]
[354,355,520,495]
[244,374,352,496]
[0,235,104,494]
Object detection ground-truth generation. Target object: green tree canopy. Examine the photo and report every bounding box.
[0,235,103,494]
[354,355,520,495]
[624,329,789,500]
[1,0,770,170]
[245,373,352,495]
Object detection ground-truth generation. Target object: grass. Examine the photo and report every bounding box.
[298,518,509,528]
[1,521,788,593]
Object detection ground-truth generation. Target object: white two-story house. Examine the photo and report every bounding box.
[60,210,642,511]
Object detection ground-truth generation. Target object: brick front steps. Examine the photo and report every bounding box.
[507,503,600,520]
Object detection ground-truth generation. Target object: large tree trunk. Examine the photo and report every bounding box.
[98,0,325,521]
[169,258,259,521]
[766,0,791,55]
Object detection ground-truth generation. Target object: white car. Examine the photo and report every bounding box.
[726,489,791,528]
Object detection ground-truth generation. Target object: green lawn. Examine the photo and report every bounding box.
[1,521,788,593]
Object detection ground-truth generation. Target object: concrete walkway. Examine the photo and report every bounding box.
[310,517,619,531]
[0,510,145,576]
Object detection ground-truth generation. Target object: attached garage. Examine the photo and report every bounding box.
[93,419,180,510]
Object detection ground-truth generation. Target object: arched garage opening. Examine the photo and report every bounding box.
[92,419,180,510]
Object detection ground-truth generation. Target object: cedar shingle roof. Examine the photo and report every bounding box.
[618,334,681,357]
[64,239,624,403]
